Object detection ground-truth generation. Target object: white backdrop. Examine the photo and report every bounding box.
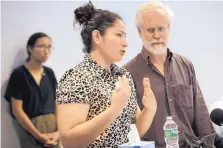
[1,1,223,148]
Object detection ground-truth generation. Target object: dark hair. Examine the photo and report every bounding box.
[74,1,122,53]
[26,32,50,61]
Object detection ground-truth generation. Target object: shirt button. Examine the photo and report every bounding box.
[169,98,172,102]
[173,115,176,118]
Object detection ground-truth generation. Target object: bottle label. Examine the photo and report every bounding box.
[164,129,178,138]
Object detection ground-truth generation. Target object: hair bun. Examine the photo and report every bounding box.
[74,1,96,25]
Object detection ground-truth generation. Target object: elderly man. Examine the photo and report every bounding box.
[124,2,216,148]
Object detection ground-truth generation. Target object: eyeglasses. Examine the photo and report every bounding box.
[143,25,169,35]
[33,44,54,51]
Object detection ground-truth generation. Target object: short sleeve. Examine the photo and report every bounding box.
[56,69,90,105]
[4,70,25,102]
[52,75,58,92]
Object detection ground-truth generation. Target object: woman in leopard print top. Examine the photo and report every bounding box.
[56,2,157,148]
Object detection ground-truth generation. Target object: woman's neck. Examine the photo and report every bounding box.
[90,49,111,72]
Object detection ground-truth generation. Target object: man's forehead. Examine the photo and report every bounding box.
[143,8,167,19]
[141,9,169,26]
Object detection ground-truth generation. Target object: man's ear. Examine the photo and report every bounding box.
[138,28,143,38]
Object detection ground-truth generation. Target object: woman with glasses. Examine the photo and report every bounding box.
[4,32,60,148]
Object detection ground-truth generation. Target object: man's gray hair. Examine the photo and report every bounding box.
[135,1,175,29]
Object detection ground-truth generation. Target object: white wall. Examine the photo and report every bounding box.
[1,1,223,148]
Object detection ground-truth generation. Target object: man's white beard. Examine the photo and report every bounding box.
[143,41,167,55]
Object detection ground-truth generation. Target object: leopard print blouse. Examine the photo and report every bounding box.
[56,54,138,147]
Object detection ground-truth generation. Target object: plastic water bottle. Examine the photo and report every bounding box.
[163,116,179,148]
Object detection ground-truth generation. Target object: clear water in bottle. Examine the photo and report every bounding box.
[163,116,179,148]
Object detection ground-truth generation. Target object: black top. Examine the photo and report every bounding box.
[4,65,57,118]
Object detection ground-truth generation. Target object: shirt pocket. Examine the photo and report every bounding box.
[174,84,193,108]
